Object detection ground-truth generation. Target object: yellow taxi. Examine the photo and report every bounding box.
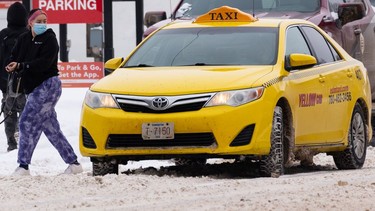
[80,6,372,177]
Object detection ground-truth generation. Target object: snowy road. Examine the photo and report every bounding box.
[1,149,375,210]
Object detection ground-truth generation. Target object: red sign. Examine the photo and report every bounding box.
[0,1,21,9]
[32,0,103,24]
[58,62,104,87]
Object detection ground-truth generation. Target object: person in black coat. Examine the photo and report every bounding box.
[5,9,83,176]
[0,2,28,152]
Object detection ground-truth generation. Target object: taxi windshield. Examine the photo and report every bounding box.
[175,0,320,19]
[125,27,278,67]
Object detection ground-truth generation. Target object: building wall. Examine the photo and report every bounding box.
[0,0,180,62]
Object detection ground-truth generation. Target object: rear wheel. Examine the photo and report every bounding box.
[333,103,367,169]
[370,114,375,147]
[92,159,119,176]
[259,106,284,177]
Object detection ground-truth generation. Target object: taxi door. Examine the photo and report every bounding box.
[300,26,353,143]
[284,26,328,145]
[319,63,354,143]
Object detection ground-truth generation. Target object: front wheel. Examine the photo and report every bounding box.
[259,106,284,177]
[333,103,367,169]
[174,158,207,166]
[92,159,119,176]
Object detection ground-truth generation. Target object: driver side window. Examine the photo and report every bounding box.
[285,26,311,56]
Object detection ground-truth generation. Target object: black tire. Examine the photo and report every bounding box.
[259,106,284,177]
[370,114,375,147]
[333,103,367,169]
[174,158,207,166]
[92,160,119,176]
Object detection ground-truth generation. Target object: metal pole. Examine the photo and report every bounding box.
[60,24,68,62]
[104,0,114,62]
[135,0,144,44]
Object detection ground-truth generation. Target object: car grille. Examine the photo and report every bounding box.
[113,93,214,113]
[106,133,216,148]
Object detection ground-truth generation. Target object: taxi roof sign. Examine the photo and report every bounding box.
[194,6,257,23]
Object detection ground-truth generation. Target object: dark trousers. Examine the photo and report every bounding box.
[2,92,26,147]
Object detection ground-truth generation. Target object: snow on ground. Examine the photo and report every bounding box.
[0,88,374,210]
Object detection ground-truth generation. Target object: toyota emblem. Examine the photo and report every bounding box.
[151,97,169,110]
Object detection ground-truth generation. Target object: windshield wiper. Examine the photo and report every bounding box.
[181,63,231,66]
[125,64,154,68]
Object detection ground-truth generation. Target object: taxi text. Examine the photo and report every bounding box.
[209,12,238,20]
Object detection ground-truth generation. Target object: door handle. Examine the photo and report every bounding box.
[319,74,325,83]
[347,69,353,78]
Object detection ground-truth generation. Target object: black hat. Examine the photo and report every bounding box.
[7,2,27,27]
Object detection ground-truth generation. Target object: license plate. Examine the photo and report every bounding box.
[142,122,174,140]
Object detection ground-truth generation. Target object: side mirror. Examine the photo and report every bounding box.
[285,54,317,71]
[338,3,365,26]
[104,57,124,75]
[144,11,167,28]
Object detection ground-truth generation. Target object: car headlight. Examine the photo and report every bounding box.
[84,90,119,109]
[205,87,264,107]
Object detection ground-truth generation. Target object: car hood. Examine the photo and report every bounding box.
[91,66,273,95]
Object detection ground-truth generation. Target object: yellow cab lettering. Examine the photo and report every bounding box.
[316,94,323,104]
[299,93,323,107]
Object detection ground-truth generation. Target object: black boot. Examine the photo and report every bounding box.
[7,139,17,152]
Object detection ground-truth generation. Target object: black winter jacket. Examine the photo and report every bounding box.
[0,1,28,93]
[0,27,28,92]
[9,28,59,94]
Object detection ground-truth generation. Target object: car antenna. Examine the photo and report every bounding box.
[170,0,173,20]
[252,0,255,17]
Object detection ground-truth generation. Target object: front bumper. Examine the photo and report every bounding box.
[79,98,275,158]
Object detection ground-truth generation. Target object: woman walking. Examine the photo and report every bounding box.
[6,8,83,176]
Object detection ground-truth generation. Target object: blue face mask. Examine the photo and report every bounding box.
[33,23,47,35]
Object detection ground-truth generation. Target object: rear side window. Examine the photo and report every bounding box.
[327,42,342,61]
[301,26,336,64]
